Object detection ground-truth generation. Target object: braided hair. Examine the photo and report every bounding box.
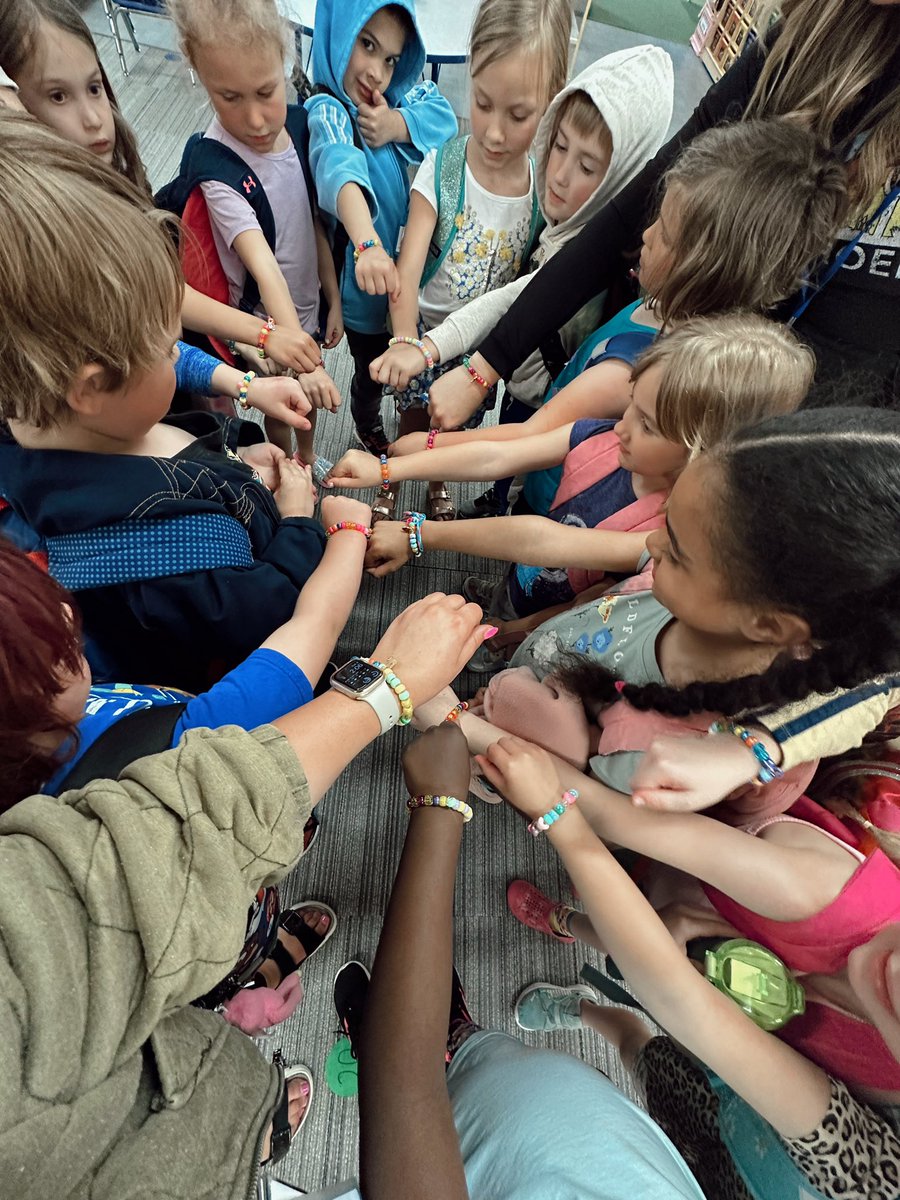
[558,407,900,719]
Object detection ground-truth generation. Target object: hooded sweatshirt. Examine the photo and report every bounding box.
[427,47,673,405]
[305,0,458,334]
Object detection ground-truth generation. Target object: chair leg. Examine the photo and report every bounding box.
[121,8,141,52]
[103,0,129,77]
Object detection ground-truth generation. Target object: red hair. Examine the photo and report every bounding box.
[0,539,84,808]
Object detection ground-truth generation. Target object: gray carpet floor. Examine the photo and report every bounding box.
[77,17,706,1190]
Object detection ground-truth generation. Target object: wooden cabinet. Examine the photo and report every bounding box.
[690,0,769,80]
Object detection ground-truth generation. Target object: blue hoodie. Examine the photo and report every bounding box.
[305,0,457,333]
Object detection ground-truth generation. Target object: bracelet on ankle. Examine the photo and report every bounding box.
[402,510,426,557]
[407,794,474,822]
[367,658,413,725]
[257,316,276,359]
[325,521,372,540]
[527,789,579,837]
[426,428,439,450]
[462,354,491,391]
[237,371,256,410]
[708,720,784,785]
[388,335,434,371]
[353,238,381,263]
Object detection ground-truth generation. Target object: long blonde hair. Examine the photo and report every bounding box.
[469,0,572,106]
[748,0,900,209]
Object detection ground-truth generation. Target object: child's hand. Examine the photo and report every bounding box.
[389,431,430,456]
[238,442,287,491]
[320,493,373,530]
[264,327,323,374]
[234,340,277,376]
[475,735,561,821]
[370,342,428,390]
[365,520,413,576]
[357,90,404,149]
[321,303,344,350]
[297,365,342,412]
[323,449,382,489]
[355,246,400,300]
[402,723,471,802]
[427,366,488,430]
[629,733,762,812]
[245,376,313,430]
[273,457,316,519]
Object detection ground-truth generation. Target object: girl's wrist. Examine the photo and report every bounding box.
[467,352,499,388]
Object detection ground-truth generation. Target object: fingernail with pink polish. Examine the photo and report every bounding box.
[483,626,499,639]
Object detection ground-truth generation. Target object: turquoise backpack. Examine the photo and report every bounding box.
[420,134,544,288]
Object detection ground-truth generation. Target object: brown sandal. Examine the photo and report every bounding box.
[372,484,398,524]
[426,483,455,521]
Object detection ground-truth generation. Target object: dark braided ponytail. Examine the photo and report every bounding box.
[558,407,900,719]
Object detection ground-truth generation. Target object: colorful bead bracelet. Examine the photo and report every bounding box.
[353,237,381,263]
[462,354,491,391]
[708,720,784,785]
[445,700,468,723]
[237,370,256,411]
[426,428,439,450]
[368,658,413,725]
[407,794,474,823]
[402,510,426,558]
[325,521,373,540]
[379,453,391,491]
[388,335,434,371]
[527,789,579,838]
[257,316,276,359]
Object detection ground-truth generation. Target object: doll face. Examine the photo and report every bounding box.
[343,8,406,108]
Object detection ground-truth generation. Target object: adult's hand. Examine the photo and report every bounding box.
[370,592,490,707]
[402,723,471,800]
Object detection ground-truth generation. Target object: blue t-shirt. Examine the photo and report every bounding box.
[509,419,637,616]
[45,648,312,793]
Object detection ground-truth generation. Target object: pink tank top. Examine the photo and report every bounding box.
[705,795,900,1090]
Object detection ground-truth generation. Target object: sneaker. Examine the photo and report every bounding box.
[458,486,506,520]
[507,879,576,942]
[355,424,390,457]
[514,982,597,1032]
[333,960,371,1060]
[466,643,506,676]
[462,575,500,609]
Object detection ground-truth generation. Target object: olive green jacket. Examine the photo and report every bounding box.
[0,724,311,1200]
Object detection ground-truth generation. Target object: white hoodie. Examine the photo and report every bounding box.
[427,46,674,405]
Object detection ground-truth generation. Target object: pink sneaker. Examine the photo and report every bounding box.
[507,880,575,943]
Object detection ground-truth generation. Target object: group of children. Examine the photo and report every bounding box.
[1,0,899,1195]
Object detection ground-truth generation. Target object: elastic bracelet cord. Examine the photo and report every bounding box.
[257,316,276,359]
[407,794,474,823]
[426,428,439,450]
[462,354,491,391]
[367,658,413,725]
[388,335,434,371]
[708,720,784,785]
[527,789,579,838]
[402,510,426,558]
[353,237,381,263]
[237,370,256,411]
[325,521,373,540]
[445,700,468,723]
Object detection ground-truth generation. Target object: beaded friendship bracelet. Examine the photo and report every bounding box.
[407,794,474,823]
[353,237,381,263]
[445,700,468,723]
[462,354,491,391]
[527,789,579,838]
[257,316,276,359]
[426,428,439,450]
[368,658,413,725]
[402,510,426,558]
[388,335,435,371]
[237,371,256,411]
[708,720,784,785]
[379,453,391,492]
[325,521,373,540]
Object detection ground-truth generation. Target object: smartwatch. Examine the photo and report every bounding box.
[329,658,400,735]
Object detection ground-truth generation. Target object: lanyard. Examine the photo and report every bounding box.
[790,181,900,324]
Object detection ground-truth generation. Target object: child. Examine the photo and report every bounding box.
[168,0,343,457]
[304,0,457,456]
[388,118,849,519]
[372,46,674,518]
[0,115,327,693]
[367,0,575,521]
[1,0,328,381]
[327,315,813,620]
[481,736,900,1200]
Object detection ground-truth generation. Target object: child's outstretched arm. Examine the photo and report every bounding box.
[478,737,833,1141]
[314,217,344,349]
[180,284,323,374]
[338,182,400,299]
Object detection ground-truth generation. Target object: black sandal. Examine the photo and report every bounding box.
[248,900,338,991]
[263,1051,314,1166]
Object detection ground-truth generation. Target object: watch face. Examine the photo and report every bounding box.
[331,659,384,693]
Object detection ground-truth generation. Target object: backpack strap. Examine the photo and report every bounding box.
[54,702,188,792]
[284,104,317,211]
[420,135,469,289]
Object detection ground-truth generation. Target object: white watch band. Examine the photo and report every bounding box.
[357,677,400,735]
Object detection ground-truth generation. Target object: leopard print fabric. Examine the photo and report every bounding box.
[633,1037,900,1200]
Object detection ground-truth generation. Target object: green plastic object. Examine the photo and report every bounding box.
[704,939,806,1032]
[325,1036,359,1097]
